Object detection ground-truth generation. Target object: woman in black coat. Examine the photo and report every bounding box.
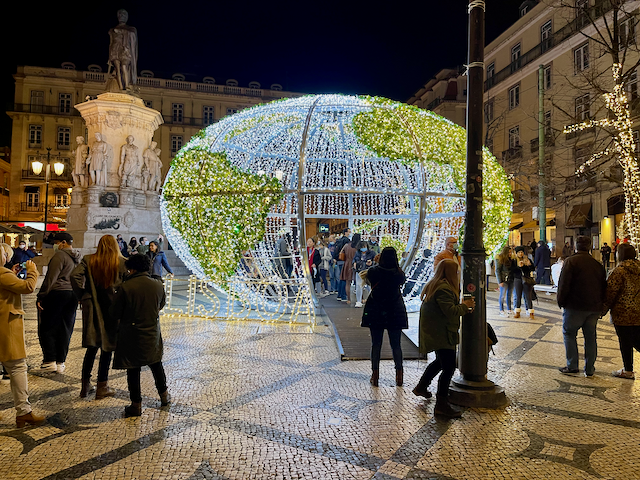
[110,254,170,417]
[361,247,408,387]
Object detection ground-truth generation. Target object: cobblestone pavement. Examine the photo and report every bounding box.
[0,289,639,480]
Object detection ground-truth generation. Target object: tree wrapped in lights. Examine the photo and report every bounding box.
[161,95,512,311]
[564,63,640,246]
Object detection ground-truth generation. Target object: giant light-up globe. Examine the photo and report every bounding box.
[161,94,512,312]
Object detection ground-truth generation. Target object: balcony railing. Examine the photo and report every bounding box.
[9,104,80,116]
[21,203,44,212]
[21,169,73,181]
[502,146,523,162]
[485,0,614,91]
[136,77,281,99]
[162,116,218,127]
[530,136,555,153]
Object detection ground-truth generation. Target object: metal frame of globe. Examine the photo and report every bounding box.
[161,94,511,319]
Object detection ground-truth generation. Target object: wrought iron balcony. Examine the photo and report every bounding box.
[502,146,523,162]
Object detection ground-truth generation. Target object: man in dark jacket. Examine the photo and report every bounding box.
[534,241,551,284]
[12,241,35,279]
[37,232,82,374]
[111,254,169,417]
[557,236,606,376]
[600,242,612,270]
[333,228,351,301]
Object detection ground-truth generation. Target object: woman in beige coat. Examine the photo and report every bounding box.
[0,243,45,427]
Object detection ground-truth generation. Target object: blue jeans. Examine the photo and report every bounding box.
[329,263,340,291]
[370,328,403,371]
[337,263,346,300]
[499,281,513,311]
[562,309,599,375]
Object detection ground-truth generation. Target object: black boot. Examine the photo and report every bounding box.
[370,370,379,387]
[80,378,95,398]
[124,402,142,417]
[434,396,462,418]
[396,368,404,387]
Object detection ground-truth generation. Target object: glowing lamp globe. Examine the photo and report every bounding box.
[161,95,512,311]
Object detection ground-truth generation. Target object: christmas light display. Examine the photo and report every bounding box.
[564,64,640,246]
[161,95,512,314]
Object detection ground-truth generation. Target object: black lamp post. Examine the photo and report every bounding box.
[31,147,65,234]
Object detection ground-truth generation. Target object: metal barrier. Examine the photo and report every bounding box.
[161,274,316,325]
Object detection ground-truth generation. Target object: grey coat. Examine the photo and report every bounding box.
[37,248,82,300]
[111,271,166,369]
[71,255,127,351]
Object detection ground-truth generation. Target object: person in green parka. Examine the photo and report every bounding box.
[413,259,475,418]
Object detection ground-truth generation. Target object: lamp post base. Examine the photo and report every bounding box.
[449,376,509,409]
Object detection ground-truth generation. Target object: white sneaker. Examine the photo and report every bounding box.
[354,302,363,308]
[40,362,57,373]
[56,363,65,374]
[499,311,507,317]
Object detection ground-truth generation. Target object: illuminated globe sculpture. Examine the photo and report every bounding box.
[161,95,512,314]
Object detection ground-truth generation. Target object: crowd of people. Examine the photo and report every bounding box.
[0,232,172,427]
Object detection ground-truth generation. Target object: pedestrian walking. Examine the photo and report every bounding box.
[495,246,514,317]
[339,233,360,305]
[0,244,46,427]
[146,241,174,278]
[361,247,407,387]
[327,234,339,293]
[306,238,322,295]
[557,236,606,377]
[604,243,640,379]
[562,241,573,258]
[534,240,552,285]
[71,235,127,399]
[12,241,35,279]
[413,259,475,418]
[353,241,375,308]
[512,246,534,319]
[601,242,612,270]
[111,254,170,417]
[274,230,292,278]
[318,239,332,295]
[37,232,81,374]
[334,228,351,301]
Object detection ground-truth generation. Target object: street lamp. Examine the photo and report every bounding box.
[31,147,65,233]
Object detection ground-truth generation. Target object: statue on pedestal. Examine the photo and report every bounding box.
[119,135,142,188]
[107,9,138,91]
[143,141,163,192]
[71,136,89,188]
[87,132,111,186]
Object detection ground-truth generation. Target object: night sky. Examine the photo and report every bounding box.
[2,1,520,146]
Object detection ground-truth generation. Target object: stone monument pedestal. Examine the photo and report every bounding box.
[67,92,164,250]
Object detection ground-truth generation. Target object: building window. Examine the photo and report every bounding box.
[574,42,589,72]
[172,103,184,123]
[485,137,493,153]
[484,100,494,123]
[509,126,520,149]
[54,194,69,207]
[30,90,44,113]
[59,93,72,114]
[627,70,638,101]
[26,191,39,207]
[633,130,640,154]
[544,64,552,90]
[520,5,529,17]
[487,62,495,80]
[57,126,71,149]
[28,125,42,148]
[576,0,589,29]
[226,107,239,116]
[171,135,183,156]
[144,100,153,108]
[203,106,215,125]
[575,93,590,121]
[508,84,520,110]
[541,20,552,51]
[620,17,636,50]
[511,43,522,72]
[545,111,552,137]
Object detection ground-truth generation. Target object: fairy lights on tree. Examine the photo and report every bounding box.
[564,63,640,246]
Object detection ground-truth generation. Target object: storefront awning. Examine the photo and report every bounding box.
[509,222,524,231]
[520,220,539,232]
[566,203,592,228]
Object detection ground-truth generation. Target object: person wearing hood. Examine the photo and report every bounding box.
[146,241,173,279]
[534,240,552,285]
[0,243,47,427]
[36,232,82,374]
[604,243,640,380]
[361,247,408,387]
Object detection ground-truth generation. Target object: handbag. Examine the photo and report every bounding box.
[338,247,346,262]
[487,323,498,355]
[520,268,535,286]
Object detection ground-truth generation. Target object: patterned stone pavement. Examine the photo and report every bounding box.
[0,288,639,480]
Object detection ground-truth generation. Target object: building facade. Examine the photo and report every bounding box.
[407,68,468,128]
[6,64,302,229]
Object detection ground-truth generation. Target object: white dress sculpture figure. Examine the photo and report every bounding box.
[71,136,89,188]
[108,9,138,91]
[119,135,142,188]
[143,141,163,192]
[87,133,110,186]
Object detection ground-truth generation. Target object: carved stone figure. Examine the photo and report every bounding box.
[87,132,111,186]
[119,135,142,188]
[71,136,89,188]
[143,141,163,192]
[108,9,138,91]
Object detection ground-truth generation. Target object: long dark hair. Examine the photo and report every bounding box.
[350,233,361,248]
[378,246,400,271]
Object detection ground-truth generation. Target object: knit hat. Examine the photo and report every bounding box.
[514,246,525,253]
